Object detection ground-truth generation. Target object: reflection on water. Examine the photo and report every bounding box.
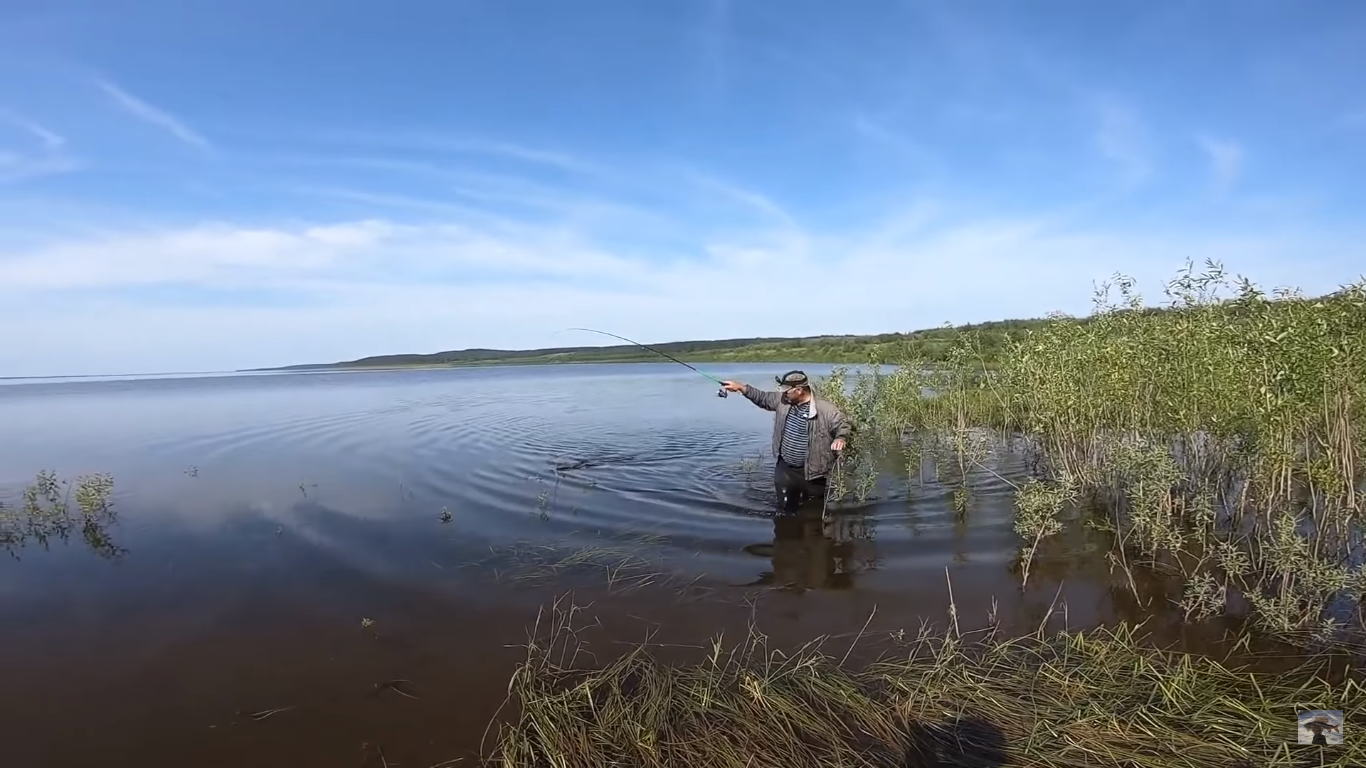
[0,364,1275,768]
[738,511,877,591]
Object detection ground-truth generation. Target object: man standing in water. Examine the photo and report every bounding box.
[720,371,850,511]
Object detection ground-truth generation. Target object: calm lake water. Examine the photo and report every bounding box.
[0,363,1215,767]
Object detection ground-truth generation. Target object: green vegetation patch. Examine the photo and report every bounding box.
[818,262,1366,641]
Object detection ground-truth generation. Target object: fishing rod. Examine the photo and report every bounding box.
[566,327,731,397]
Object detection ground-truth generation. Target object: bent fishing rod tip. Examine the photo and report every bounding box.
[565,327,731,397]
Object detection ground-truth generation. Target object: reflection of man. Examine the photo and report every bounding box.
[720,371,849,511]
[740,512,853,591]
[1301,715,1340,746]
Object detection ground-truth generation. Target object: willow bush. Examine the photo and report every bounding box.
[824,262,1366,639]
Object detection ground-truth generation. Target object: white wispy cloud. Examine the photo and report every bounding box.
[316,132,604,177]
[682,171,798,228]
[273,155,646,222]
[0,112,78,183]
[1,113,66,149]
[1092,97,1152,186]
[852,114,938,169]
[95,78,212,151]
[1196,135,1244,194]
[290,185,509,223]
[448,138,597,175]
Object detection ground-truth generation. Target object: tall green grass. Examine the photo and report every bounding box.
[821,262,1366,639]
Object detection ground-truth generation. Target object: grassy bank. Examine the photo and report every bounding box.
[821,263,1366,639]
[490,600,1362,768]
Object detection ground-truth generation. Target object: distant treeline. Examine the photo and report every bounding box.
[268,318,1062,371]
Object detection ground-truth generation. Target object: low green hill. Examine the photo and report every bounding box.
[266,318,1055,371]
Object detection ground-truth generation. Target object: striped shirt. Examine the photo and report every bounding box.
[778,401,811,466]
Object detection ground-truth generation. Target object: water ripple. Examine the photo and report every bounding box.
[2,365,1035,595]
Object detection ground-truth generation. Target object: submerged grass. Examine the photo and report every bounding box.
[467,531,701,598]
[489,596,1364,768]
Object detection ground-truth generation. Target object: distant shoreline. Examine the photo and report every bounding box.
[246,356,836,374]
[0,358,831,383]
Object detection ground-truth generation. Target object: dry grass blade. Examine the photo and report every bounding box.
[374,679,420,700]
[240,705,296,721]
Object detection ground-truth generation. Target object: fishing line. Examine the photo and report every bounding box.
[565,327,731,397]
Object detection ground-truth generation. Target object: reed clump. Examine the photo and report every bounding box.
[489,599,1364,767]
[823,262,1366,639]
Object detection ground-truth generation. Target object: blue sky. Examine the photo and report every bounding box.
[0,0,1363,376]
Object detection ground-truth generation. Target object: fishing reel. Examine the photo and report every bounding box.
[716,386,728,398]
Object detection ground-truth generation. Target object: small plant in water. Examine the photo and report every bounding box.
[737,456,759,476]
[1179,572,1227,621]
[952,486,970,516]
[2,471,123,559]
[1013,474,1078,587]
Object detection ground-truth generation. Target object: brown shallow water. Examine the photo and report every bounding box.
[0,364,1273,767]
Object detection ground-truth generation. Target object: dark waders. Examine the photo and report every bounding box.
[774,457,828,512]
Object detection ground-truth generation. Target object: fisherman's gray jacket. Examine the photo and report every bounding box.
[741,384,852,480]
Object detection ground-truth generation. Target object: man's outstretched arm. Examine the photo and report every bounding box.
[721,380,780,411]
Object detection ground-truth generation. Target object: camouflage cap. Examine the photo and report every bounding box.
[775,370,809,389]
